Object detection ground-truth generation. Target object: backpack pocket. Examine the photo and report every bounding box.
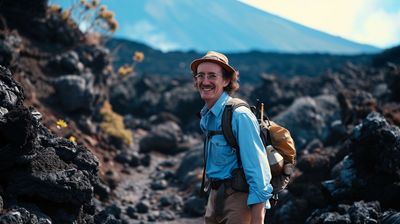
[271,163,293,194]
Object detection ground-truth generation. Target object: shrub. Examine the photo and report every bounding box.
[48,0,119,36]
[100,101,133,145]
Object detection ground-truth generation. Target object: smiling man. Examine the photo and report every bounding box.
[191,51,273,224]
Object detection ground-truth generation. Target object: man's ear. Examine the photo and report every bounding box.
[223,79,230,87]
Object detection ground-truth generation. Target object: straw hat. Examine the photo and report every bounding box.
[190,51,236,75]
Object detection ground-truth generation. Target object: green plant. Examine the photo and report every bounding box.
[100,101,133,145]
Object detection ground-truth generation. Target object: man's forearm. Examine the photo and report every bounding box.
[250,202,265,224]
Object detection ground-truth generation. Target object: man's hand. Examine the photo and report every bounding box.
[250,203,265,224]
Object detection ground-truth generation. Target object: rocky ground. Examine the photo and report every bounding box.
[1,0,400,223]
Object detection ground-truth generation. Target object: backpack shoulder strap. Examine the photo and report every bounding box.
[221,98,250,166]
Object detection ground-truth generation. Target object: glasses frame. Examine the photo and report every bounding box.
[193,72,223,81]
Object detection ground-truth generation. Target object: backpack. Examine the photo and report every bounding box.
[221,98,296,205]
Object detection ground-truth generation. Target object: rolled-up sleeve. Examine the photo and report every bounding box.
[232,107,273,208]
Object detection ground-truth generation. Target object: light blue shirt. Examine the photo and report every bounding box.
[200,92,273,208]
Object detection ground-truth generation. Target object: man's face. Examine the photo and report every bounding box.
[194,62,229,108]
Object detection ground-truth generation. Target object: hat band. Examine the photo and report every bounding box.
[203,55,227,63]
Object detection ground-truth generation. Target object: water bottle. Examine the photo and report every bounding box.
[266,145,284,176]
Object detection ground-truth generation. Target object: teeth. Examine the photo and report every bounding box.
[201,86,213,91]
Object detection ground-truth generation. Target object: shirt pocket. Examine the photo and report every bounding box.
[209,135,235,166]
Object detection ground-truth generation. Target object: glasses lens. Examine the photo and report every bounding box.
[195,74,205,80]
[195,73,220,80]
[208,74,217,80]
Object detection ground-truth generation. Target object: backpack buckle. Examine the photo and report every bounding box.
[270,193,279,206]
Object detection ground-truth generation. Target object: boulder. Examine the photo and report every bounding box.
[0,0,82,45]
[0,32,23,67]
[176,147,203,189]
[322,112,400,209]
[306,201,381,224]
[0,66,24,109]
[274,95,341,150]
[0,67,101,223]
[382,210,400,224]
[337,89,377,126]
[76,45,110,74]
[183,196,206,217]
[48,51,84,75]
[53,75,95,113]
[139,121,184,155]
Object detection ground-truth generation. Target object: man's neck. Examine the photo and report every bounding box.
[206,92,227,109]
[206,100,216,109]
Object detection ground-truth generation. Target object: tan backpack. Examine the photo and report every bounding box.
[221,98,296,204]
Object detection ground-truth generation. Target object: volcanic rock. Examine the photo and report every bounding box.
[52,74,95,113]
[274,95,341,150]
[322,112,400,209]
[0,66,102,223]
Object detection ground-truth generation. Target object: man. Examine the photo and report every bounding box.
[190,51,273,224]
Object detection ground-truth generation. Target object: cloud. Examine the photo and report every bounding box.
[122,20,180,52]
[352,8,400,47]
[239,0,400,48]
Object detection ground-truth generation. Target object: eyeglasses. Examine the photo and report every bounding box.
[194,72,222,81]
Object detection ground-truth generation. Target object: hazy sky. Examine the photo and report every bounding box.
[240,0,400,48]
[53,0,400,49]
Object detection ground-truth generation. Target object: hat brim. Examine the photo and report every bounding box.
[190,58,236,75]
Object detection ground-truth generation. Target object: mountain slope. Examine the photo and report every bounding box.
[98,0,380,54]
[106,38,373,83]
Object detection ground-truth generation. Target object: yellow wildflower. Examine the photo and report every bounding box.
[118,65,133,76]
[68,136,77,143]
[56,119,68,129]
[48,4,61,13]
[99,10,114,20]
[133,51,144,62]
[62,10,71,21]
[108,18,118,32]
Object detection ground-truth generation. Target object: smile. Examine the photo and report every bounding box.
[201,85,215,92]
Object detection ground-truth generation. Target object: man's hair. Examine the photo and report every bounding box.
[192,66,240,96]
[222,69,239,96]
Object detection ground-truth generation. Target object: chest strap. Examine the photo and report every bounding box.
[200,130,223,196]
[207,130,223,138]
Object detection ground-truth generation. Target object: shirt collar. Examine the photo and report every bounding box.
[200,92,230,117]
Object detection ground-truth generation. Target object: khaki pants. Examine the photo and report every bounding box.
[204,186,251,224]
